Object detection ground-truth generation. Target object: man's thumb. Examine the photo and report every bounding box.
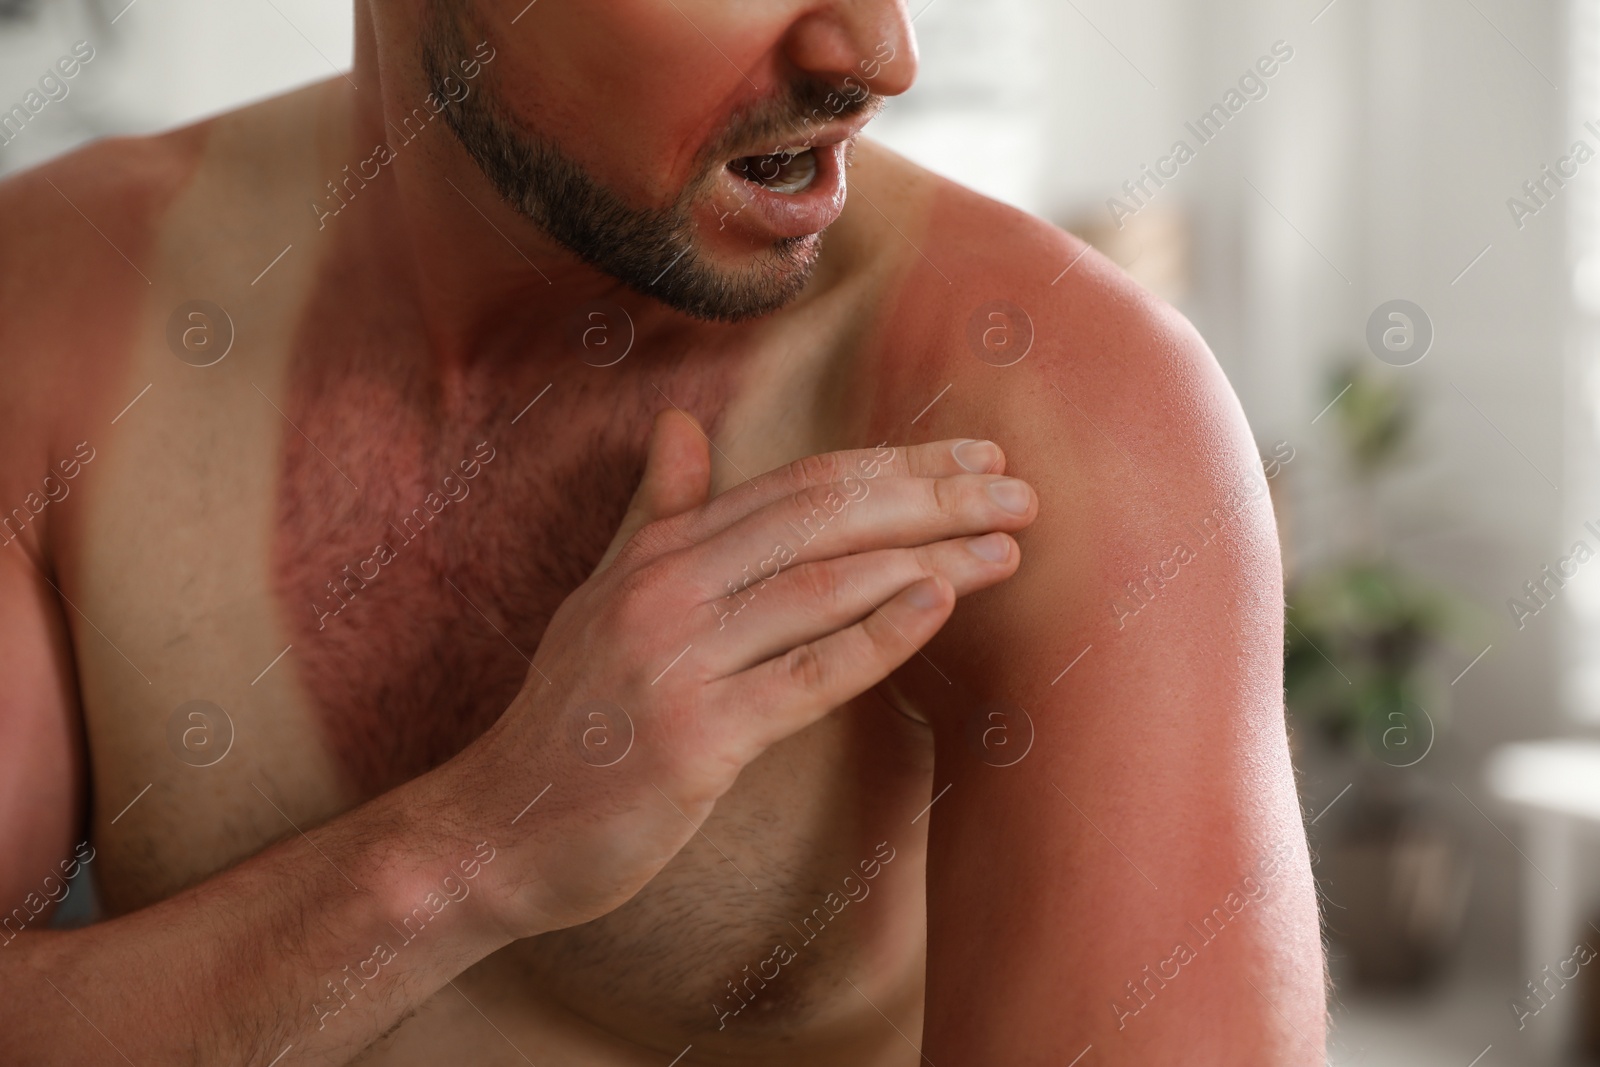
[594,408,712,574]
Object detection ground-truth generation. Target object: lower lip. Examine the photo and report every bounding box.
[711,141,848,241]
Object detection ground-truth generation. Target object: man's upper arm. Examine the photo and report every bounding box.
[900,252,1323,1063]
[0,189,89,918]
[0,541,87,922]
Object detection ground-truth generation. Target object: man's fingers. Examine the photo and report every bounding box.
[694,534,1018,676]
[680,472,1035,597]
[707,574,955,756]
[593,409,711,575]
[680,438,1008,543]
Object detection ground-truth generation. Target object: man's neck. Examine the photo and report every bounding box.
[338,3,719,376]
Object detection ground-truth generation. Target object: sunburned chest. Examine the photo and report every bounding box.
[270,344,739,798]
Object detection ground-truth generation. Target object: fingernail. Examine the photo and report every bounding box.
[966,532,1011,563]
[952,439,999,473]
[987,478,1032,515]
[906,578,943,610]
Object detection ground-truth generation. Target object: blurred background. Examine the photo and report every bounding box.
[1,0,1593,1061]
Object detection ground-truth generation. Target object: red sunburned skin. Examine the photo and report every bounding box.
[267,220,746,795]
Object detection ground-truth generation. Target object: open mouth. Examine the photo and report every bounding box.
[728,148,818,195]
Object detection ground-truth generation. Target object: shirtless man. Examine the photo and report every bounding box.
[0,0,1326,1063]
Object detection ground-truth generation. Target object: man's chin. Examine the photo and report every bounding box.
[644,230,823,325]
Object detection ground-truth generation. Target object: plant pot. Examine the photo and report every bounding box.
[1318,776,1472,987]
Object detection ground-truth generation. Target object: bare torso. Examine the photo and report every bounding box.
[2,40,1331,1063]
[4,77,1004,1064]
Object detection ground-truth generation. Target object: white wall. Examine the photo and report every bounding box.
[0,0,350,175]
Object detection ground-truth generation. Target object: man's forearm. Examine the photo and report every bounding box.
[6,766,516,1066]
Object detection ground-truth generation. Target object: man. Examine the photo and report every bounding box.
[0,0,1326,1063]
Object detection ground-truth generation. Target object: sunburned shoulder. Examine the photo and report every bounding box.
[0,82,338,464]
[0,77,338,309]
[853,145,1261,514]
[0,119,210,286]
[0,122,212,484]
[861,154,1285,726]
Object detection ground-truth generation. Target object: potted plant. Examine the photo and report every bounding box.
[1282,357,1475,987]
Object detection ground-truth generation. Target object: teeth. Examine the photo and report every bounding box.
[732,148,817,195]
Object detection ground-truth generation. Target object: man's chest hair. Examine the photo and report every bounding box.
[268,343,736,798]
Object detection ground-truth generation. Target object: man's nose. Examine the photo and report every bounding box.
[781,0,919,97]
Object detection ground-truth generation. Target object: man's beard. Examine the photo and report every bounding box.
[420,7,877,324]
